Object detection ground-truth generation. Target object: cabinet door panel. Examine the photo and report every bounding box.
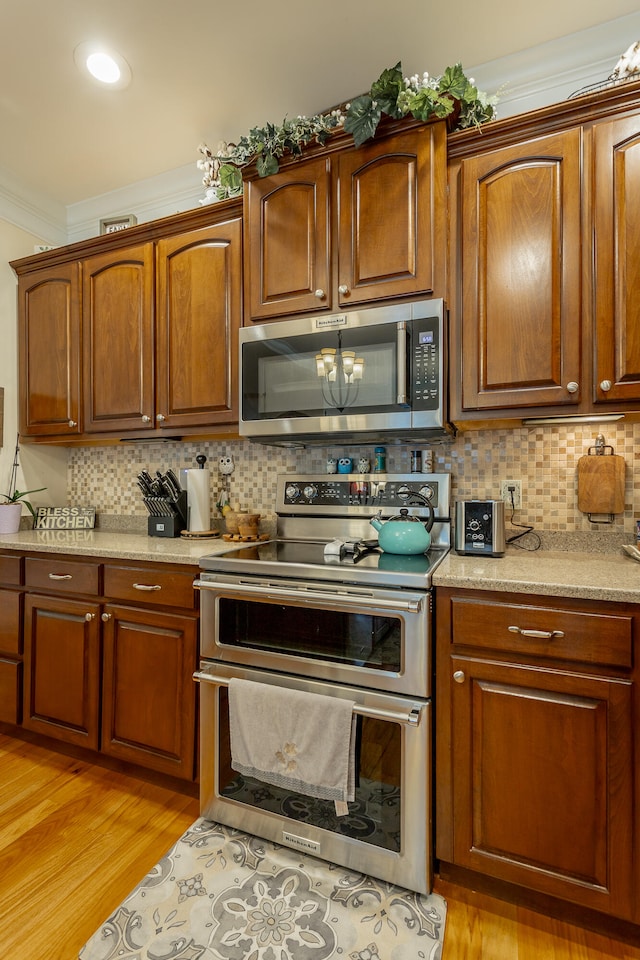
[0,658,21,724]
[451,656,633,918]
[18,263,81,436]
[461,129,582,411]
[156,220,241,427]
[339,124,445,303]
[83,243,154,433]
[23,594,101,749]
[594,114,640,402]
[0,589,22,656]
[101,604,197,779]
[244,156,331,319]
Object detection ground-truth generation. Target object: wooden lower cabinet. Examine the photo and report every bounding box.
[22,593,101,749]
[101,603,198,779]
[436,587,636,921]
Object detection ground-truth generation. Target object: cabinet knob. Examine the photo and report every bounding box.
[338,284,350,295]
[599,379,612,392]
[453,670,465,684]
[101,612,112,622]
[566,381,579,394]
[141,415,151,423]
[84,612,95,621]
[156,413,166,422]
[68,419,77,428]
[314,289,325,299]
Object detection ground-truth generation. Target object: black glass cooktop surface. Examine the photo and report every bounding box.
[199,538,448,589]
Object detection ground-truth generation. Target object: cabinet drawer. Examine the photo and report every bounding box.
[104,564,197,609]
[25,557,100,596]
[450,597,632,668]
[0,553,22,586]
[0,658,22,724]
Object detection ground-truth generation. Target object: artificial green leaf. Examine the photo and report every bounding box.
[370,62,404,118]
[437,63,469,100]
[219,164,243,194]
[344,95,382,148]
[257,152,279,177]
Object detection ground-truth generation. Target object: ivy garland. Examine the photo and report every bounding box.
[197,62,497,201]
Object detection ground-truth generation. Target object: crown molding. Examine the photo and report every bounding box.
[3,12,640,245]
[0,175,67,245]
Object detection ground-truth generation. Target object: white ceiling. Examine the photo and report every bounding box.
[1,0,639,208]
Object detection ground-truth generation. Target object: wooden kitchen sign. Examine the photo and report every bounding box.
[35,506,96,529]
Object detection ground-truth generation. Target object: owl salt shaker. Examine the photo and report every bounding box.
[326,457,337,474]
[357,457,371,474]
[337,457,353,474]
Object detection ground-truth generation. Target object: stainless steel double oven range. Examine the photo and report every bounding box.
[194,472,451,895]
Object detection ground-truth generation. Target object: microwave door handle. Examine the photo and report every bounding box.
[396,321,408,404]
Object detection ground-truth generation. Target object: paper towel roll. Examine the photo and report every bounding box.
[186,468,211,532]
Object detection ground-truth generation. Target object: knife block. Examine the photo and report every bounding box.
[148,491,188,537]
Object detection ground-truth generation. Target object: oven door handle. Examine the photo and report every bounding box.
[193,670,423,726]
[194,579,423,614]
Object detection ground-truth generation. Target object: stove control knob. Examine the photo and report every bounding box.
[397,484,411,499]
[285,483,300,501]
[303,484,318,500]
[419,484,435,501]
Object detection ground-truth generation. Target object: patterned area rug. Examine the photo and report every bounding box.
[80,818,447,960]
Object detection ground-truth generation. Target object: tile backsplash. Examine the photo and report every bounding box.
[67,421,640,535]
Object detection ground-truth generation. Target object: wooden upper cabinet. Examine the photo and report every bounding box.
[593,112,640,404]
[17,262,81,436]
[82,243,155,434]
[338,124,445,306]
[460,128,582,412]
[244,155,331,320]
[156,219,241,428]
[244,122,447,321]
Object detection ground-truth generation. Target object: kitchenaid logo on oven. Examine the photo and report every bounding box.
[315,314,348,329]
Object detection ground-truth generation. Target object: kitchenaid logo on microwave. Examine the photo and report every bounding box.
[315,314,348,329]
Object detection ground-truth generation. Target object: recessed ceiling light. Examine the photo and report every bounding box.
[74,41,132,90]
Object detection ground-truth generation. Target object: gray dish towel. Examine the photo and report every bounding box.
[228,678,357,804]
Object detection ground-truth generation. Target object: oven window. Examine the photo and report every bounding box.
[218,597,402,673]
[217,689,401,851]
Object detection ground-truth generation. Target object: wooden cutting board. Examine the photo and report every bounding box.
[577,454,625,516]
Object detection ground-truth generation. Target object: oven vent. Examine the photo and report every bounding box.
[282,831,321,854]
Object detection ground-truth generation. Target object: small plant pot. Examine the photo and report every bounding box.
[0,503,23,534]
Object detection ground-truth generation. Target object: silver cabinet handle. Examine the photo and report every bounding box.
[133,582,162,591]
[156,413,166,421]
[508,625,565,639]
[141,415,151,423]
[85,612,95,621]
[566,381,579,394]
[338,284,349,295]
[68,419,77,428]
[453,670,465,684]
[49,573,72,580]
[101,612,112,622]
[599,379,612,392]
[314,289,325,299]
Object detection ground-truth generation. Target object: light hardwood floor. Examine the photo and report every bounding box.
[1,731,639,959]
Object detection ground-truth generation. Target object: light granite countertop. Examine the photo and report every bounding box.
[433,546,640,603]
[0,528,239,566]
[2,528,640,603]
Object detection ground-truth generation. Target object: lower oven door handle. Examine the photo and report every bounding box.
[193,671,422,726]
[194,579,423,614]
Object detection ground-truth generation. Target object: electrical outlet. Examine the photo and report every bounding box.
[500,479,522,509]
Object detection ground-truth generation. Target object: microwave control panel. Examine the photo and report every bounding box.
[412,316,440,410]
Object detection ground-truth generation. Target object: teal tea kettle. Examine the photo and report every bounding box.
[370,501,435,555]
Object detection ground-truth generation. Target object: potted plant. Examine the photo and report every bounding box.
[0,437,45,533]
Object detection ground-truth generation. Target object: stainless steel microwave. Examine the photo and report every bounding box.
[239,299,451,444]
